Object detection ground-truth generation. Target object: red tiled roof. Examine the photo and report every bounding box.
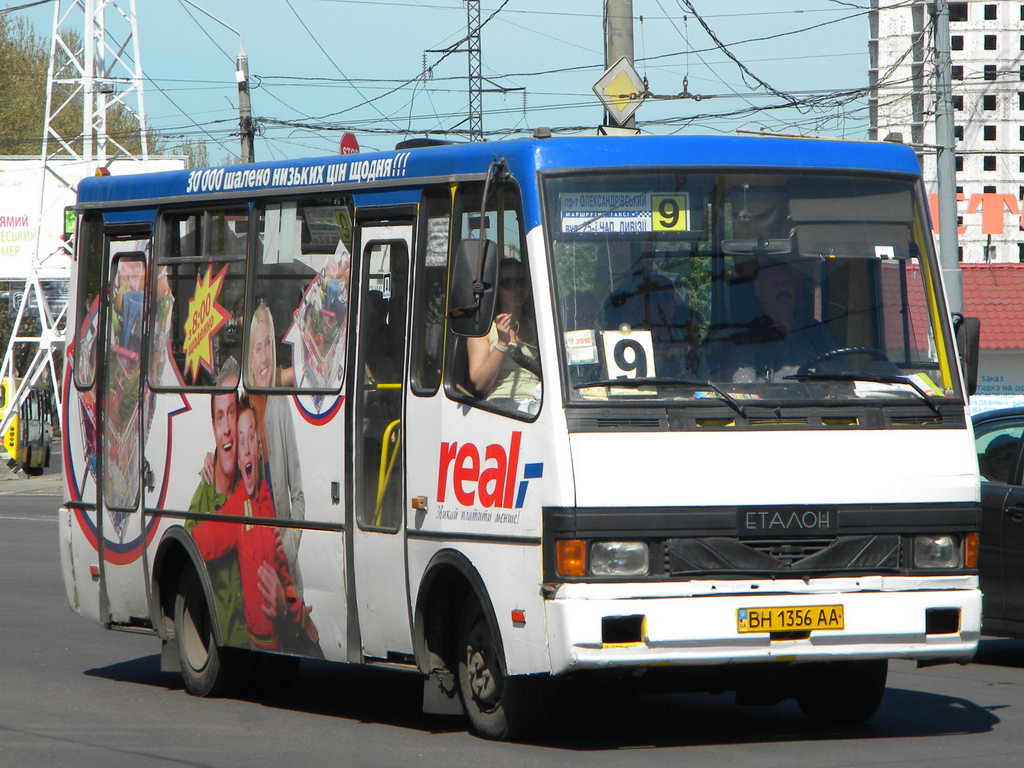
[962,264,1024,350]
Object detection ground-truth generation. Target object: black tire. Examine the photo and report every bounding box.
[456,596,551,740]
[173,567,244,697]
[795,659,887,726]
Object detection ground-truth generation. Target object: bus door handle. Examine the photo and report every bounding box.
[1005,505,1024,523]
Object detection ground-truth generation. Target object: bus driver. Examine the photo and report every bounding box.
[706,186,835,382]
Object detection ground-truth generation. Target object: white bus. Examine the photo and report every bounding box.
[59,135,982,740]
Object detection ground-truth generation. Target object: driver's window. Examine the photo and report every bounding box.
[445,183,542,419]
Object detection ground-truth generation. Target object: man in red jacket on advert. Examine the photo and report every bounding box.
[191,396,319,654]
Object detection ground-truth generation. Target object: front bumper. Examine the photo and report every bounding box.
[544,575,980,675]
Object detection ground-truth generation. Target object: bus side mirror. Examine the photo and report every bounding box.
[953,314,980,397]
[448,238,498,337]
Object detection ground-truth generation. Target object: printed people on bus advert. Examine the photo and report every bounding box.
[247,302,306,591]
[189,398,319,653]
[187,359,247,646]
[188,360,319,655]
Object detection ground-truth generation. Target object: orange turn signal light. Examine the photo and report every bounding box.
[964,532,979,569]
[556,539,587,577]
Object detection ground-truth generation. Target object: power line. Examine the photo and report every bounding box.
[0,0,54,15]
[314,0,871,21]
[283,0,404,131]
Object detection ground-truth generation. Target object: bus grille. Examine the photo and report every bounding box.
[665,534,901,575]
[741,538,834,567]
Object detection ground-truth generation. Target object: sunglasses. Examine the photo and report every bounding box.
[499,277,528,290]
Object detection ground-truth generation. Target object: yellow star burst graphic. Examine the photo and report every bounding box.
[182,264,231,382]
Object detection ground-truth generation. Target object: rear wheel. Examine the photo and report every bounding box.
[173,567,244,697]
[795,659,887,726]
[456,596,551,740]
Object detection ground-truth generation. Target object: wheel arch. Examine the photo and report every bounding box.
[150,525,224,647]
[413,548,508,678]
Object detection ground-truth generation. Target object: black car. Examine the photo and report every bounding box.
[974,408,1024,639]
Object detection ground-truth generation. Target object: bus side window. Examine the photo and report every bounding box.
[152,207,248,389]
[410,188,451,396]
[247,198,353,393]
[73,212,104,390]
[444,183,542,419]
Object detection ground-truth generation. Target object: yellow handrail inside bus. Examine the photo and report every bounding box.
[373,418,402,527]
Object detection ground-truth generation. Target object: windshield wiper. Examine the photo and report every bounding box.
[783,371,943,418]
[574,377,747,418]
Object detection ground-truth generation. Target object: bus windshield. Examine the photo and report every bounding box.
[545,170,958,407]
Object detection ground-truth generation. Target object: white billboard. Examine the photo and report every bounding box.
[0,156,186,280]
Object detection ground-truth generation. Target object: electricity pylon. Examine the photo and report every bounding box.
[1,0,149,458]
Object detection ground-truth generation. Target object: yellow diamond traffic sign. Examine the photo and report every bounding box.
[593,56,645,125]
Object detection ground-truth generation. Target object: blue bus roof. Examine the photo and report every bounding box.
[77,134,922,208]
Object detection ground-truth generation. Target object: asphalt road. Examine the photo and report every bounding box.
[3,489,1024,767]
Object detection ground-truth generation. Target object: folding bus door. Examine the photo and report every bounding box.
[97,230,152,625]
[350,219,415,660]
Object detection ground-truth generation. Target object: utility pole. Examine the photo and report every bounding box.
[933,0,960,313]
[181,1,253,162]
[604,0,635,129]
[237,45,254,163]
[465,0,483,142]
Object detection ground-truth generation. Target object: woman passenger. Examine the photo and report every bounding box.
[467,257,542,413]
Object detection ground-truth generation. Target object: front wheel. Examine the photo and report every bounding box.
[795,659,887,726]
[173,567,245,697]
[456,597,551,740]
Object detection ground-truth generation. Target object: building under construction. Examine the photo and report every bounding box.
[870,0,1023,264]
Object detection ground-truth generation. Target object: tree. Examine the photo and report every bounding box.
[0,16,48,156]
[0,14,155,157]
[169,137,210,169]
[0,14,158,378]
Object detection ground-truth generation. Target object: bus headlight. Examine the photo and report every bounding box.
[590,541,649,577]
[913,534,960,568]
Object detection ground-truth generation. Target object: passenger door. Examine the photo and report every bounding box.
[975,415,1024,622]
[97,231,152,624]
[351,219,414,659]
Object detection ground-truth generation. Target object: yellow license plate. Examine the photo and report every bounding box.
[737,605,844,633]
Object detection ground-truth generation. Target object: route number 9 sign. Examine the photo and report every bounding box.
[602,329,656,383]
[651,195,688,231]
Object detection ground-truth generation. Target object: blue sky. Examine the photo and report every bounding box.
[17,1,873,162]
